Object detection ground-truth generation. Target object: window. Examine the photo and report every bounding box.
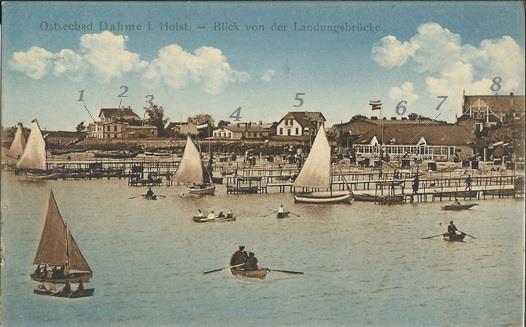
[285,120,288,126]
[287,129,291,136]
[295,128,299,135]
[279,128,283,135]
[114,125,118,131]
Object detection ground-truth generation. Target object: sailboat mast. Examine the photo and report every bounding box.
[65,224,70,274]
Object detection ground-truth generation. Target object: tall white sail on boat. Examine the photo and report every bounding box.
[16,120,46,171]
[293,126,352,203]
[31,191,94,298]
[7,123,26,160]
[173,136,215,195]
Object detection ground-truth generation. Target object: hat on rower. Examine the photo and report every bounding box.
[239,246,245,250]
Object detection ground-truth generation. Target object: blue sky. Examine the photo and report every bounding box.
[2,1,525,130]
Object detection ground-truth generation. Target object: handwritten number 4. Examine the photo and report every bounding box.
[436,96,447,110]
[229,107,242,121]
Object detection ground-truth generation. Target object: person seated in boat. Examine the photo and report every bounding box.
[78,280,84,291]
[52,266,64,279]
[61,280,72,295]
[453,198,461,205]
[37,282,47,291]
[226,209,233,218]
[207,211,216,220]
[196,209,204,218]
[278,204,285,214]
[446,221,459,238]
[245,252,259,271]
[230,246,248,269]
[217,211,225,218]
[145,187,155,197]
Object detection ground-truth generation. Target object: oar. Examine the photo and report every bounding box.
[260,211,276,217]
[128,195,144,199]
[288,211,301,217]
[268,269,304,274]
[421,233,444,239]
[157,194,166,198]
[203,263,245,275]
[459,231,477,239]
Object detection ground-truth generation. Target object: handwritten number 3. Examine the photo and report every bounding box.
[145,95,154,109]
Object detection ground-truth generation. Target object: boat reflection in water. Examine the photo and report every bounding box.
[30,191,94,298]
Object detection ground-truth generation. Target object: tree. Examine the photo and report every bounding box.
[145,105,169,136]
[188,114,214,126]
[76,121,86,132]
[217,120,230,128]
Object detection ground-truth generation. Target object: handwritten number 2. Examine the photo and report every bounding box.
[118,86,128,97]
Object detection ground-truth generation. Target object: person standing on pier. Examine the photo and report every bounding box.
[412,175,419,194]
[465,174,472,191]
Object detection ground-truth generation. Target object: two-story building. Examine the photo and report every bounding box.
[275,112,326,137]
[461,93,525,128]
[87,107,156,139]
[212,122,270,140]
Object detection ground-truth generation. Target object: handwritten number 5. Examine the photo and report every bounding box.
[293,93,305,107]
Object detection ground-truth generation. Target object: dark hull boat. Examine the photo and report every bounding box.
[442,203,478,211]
[34,286,94,298]
[31,191,94,298]
[443,233,466,242]
[353,193,381,202]
[230,268,269,279]
[93,150,139,159]
[277,211,289,218]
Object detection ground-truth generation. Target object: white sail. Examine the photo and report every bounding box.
[293,126,331,189]
[7,123,26,159]
[16,120,46,170]
[173,136,204,184]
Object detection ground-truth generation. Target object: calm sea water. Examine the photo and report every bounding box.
[1,172,524,326]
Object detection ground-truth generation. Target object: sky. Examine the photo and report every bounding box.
[2,1,525,130]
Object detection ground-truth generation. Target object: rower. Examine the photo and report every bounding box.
[78,280,84,291]
[277,204,285,214]
[207,211,216,220]
[145,187,155,197]
[447,221,459,238]
[245,252,259,271]
[226,209,233,218]
[453,198,461,205]
[197,209,204,218]
[61,280,72,295]
[230,246,248,269]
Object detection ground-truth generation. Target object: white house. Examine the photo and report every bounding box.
[275,112,326,137]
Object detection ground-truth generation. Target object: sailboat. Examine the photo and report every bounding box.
[293,126,352,203]
[173,136,215,195]
[7,123,26,161]
[15,119,57,179]
[30,191,94,298]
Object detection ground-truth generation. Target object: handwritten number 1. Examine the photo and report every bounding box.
[77,90,85,101]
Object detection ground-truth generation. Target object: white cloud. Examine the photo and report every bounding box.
[79,31,147,83]
[389,81,419,103]
[10,31,248,94]
[9,46,53,79]
[143,44,249,94]
[261,69,276,81]
[372,35,415,68]
[372,22,525,118]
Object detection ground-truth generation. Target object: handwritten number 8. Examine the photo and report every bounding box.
[491,77,502,92]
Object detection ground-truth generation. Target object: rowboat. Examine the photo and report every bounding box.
[26,172,60,180]
[230,268,269,279]
[353,193,381,202]
[442,203,478,211]
[193,215,236,223]
[188,184,216,195]
[292,126,353,204]
[144,195,157,200]
[443,233,466,242]
[277,211,289,218]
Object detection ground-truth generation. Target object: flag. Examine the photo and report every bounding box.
[369,100,382,111]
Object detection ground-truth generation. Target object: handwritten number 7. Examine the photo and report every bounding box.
[436,96,448,110]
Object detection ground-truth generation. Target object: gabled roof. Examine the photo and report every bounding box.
[280,111,326,129]
[463,94,525,114]
[355,124,475,146]
[98,108,141,120]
